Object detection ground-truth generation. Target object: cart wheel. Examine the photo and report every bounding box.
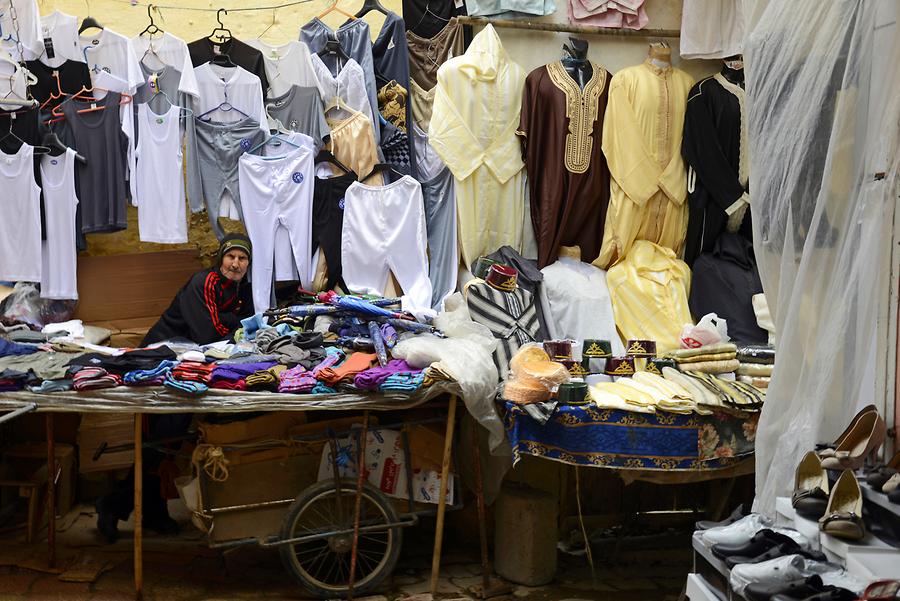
[279,480,403,599]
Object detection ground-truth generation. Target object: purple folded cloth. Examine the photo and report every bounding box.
[211,361,278,382]
[354,359,417,391]
[279,364,316,393]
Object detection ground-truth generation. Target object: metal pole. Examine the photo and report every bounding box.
[430,395,458,596]
[456,15,681,38]
[473,442,491,595]
[0,402,37,425]
[347,411,369,599]
[45,414,56,568]
[133,415,143,601]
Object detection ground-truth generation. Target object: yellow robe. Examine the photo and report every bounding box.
[594,60,694,269]
[607,240,692,353]
[429,24,526,270]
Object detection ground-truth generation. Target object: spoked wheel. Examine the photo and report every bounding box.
[279,480,402,599]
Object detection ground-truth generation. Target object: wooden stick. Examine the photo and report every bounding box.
[133,415,143,601]
[473,442,491,596]
[456,15,681,38]
[430,395,458,596]
[347,411,369,600]
[45,413,56,568]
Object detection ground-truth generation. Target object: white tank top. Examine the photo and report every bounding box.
[135,103,188,244]
[40,149,80,300]
[0,144,42,282]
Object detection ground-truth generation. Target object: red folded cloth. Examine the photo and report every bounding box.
[210,379,247,391]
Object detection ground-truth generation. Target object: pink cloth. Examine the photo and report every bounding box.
[568,0,649,29]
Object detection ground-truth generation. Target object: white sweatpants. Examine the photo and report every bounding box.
[340,175,433,314]
[238,142,315,314]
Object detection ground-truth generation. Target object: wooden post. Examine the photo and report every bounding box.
[133,415,143,600]
[347,411,369,600]
[45,413,56,568]
[430,395,458,596]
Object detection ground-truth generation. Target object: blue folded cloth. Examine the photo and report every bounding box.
[378,372,424,393]
[163,372,208,395]
[311,382,337,395]
[124,360,177,385]
[28,379,73,393]
[0,338,39,357]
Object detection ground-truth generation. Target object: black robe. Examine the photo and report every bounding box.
[689,233,767,345]
[681,65,751,266]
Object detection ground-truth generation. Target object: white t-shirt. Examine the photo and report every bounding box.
[0,0,42,61]
[193,62,267,133]
[38,11,83,67]
[79,28,143,93]
[132,32,200,98]
[247,39,318,98]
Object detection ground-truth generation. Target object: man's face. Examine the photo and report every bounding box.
[220,249,249,282]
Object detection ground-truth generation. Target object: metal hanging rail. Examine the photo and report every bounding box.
[456,15,681,38]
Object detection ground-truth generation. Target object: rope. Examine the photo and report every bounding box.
[102,0,318,12]
[192,445,230,482]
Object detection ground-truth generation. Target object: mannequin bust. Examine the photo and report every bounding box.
[558,245,582,261]
[722,54,745,87]
[561,37,593,89]
[648,42,672,69]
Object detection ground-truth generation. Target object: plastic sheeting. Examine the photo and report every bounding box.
[745,0,900,514]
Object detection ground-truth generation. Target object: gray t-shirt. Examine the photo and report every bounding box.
[266,85,330,148]
[63,92,129,233]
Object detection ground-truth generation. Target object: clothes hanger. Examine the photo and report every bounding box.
[318,38,351,64]
[355,0,390,18]
[207,9,233,44]
[246,131,302,155]
[49,84,132,120]
[148,84,194,121]
[209,52,237,68]
[0,117,50,155]
[139,5,162,38]
[317,0,358,21]
[315,148,356,178]
[196,82,251,121]
[78,16,104,35]
[42,130,87,164]
[410,1,450,33]
[39,70,66,110]
[363,162,403,181]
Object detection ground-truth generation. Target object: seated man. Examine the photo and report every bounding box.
[143,233,255,346]
[96,234,255,542]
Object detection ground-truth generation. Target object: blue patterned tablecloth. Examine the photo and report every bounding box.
[503,402,758,470]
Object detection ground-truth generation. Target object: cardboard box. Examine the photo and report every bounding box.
[77,414,134,473]
[201,446,320,543]
[199,412,306,445]
[317,429,454,505]
[2,443,76,515]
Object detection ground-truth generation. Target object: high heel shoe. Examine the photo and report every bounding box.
[818,404,876,458]
[818,470,865,540]
[792,451,830,519]
[820,410,885,470]
[865,450,900,490]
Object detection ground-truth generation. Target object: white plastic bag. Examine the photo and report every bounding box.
[680,313,729,349]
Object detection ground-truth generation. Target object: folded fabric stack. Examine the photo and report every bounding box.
[210,379,247,391]
[736,345,775,389]
[586,366,765,415]
[278,364,317,394]
[669,343,739,375]
[0,338,39,358]
[210,361,277,386]
[318,352,377,386]
[0,368,30,391]
[568,0,648,29]
[73,367,122,391]
[245,365,287,391]
[380,371,425,393]
[171,361,216,384]
[164,371,208,395]
[354,359,417,391]
[123,360,177,386]
[27,379,73,393]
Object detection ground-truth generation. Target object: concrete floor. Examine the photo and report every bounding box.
[0,504,691,601]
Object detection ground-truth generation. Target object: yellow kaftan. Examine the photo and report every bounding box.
[607,240,692,353]
[594,60,694,269]
[429,24,526,270]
